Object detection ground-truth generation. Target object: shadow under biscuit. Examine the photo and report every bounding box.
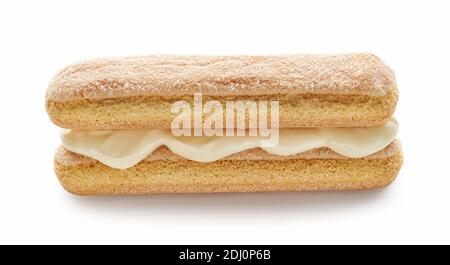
[63,187,393,218]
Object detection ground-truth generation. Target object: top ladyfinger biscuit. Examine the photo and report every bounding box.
[47,53,396,100]
[46,54,398,129]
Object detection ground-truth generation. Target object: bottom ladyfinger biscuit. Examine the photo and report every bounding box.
[54,143,403,195]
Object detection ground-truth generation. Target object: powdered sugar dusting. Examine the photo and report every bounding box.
[46,54,396,102]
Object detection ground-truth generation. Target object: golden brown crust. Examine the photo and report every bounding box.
[46,53,396,102]
[48,53,402,194]
[54,144,403,195]
[46,90,398,129]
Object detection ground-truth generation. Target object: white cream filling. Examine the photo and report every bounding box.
[61,118,398,169]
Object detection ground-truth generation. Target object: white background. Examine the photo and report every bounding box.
[0,0,449,244]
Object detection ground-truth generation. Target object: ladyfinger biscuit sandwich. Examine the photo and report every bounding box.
[46,53,402,195]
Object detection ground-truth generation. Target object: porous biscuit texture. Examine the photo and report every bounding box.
[46,54,396,102]
[54,142,402,195]
[47,90,397,129]
[46,53,398,129]
[48,53,402,195]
